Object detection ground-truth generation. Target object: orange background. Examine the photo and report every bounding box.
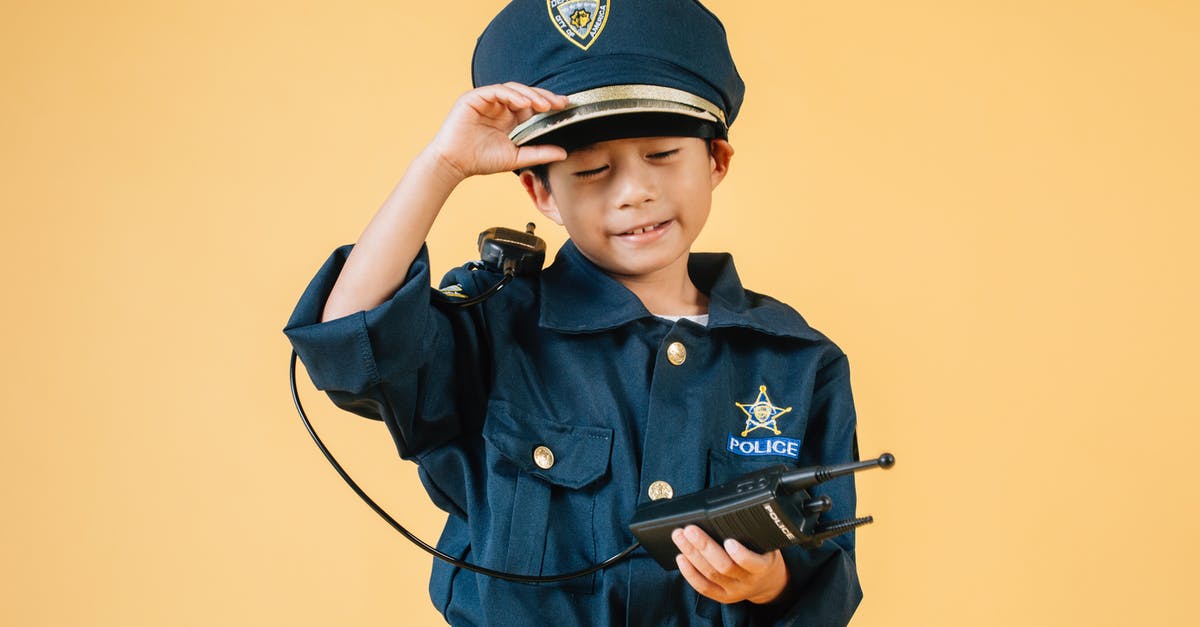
[2,1,1197,625]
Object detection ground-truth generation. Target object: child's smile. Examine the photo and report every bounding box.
[523,137,734,294]
[618,218,673,240]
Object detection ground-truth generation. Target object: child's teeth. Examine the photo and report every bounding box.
[625,222,664,235]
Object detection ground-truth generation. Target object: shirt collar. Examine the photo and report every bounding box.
[538,240,826,341]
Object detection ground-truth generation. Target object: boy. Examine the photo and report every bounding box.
[285,1,862,624]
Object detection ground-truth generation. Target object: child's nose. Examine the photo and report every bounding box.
[611,162,656,210]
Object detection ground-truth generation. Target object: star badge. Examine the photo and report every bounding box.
[736,385,793,436]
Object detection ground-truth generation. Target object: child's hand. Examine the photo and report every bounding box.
[671,525,789,605]
[427,82,569,181]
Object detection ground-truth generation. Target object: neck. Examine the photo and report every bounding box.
[608,254,709,317]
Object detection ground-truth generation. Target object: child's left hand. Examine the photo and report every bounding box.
[671,525,789,605]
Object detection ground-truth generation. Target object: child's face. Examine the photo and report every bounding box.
[522,136,733,281]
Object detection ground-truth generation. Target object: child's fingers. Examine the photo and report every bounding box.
[671,528,719,582]
[511,145,568,170]
[529,86,570,108]
[672,526,750,585]
[475,83,567,117]
[687,526,752,580]
[495,87,537,113]
[672,528,789,605]
[503,82,569,113]
[467,84,532,114]
[675,553,729,602]
[502,82,555,111]
[723,538,776,575]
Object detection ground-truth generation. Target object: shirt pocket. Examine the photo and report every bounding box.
[481,401,613,592]
[706,448,794,487]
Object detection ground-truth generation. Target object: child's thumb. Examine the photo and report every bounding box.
[512,145,568,171]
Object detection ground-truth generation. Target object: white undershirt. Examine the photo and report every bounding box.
[655,314,710,326]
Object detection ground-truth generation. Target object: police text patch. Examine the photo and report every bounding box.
[727,434,802,460]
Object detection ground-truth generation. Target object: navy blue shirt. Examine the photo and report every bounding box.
[285,241,862,626]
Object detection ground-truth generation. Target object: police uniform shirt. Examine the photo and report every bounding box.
[285,240,863,626]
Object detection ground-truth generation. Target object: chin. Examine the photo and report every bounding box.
[599,250,689,278]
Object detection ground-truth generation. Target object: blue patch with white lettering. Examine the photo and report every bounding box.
[726,434,802,460]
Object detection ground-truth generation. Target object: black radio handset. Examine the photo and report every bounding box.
[477,223,546,276]
[432,223,546,307]
[630,454,895,569]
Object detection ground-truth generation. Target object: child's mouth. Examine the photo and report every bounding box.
[620,220,671,237]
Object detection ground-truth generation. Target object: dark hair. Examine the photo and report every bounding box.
[527,163,552,191]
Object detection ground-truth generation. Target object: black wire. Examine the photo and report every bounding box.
[289,350,641,583]
[431,273,512,307]
[431,262,518,308]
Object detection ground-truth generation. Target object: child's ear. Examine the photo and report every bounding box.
[519,170,564,225]
[708,139,734,189]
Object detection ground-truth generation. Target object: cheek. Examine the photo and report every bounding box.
[551,206,592,240]
[676,175,713,208]
[555,192,605,225]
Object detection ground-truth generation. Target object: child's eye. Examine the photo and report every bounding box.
[573,165,609,179]
[647,149,679,160]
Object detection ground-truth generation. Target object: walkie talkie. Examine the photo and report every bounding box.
[434,223,547,308]
[477,222,546,276]
[629,454,895,569]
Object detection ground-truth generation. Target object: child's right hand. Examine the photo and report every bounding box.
[321,84,567,322]
[427,83,570,181]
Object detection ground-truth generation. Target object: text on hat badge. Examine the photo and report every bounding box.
[547,0,610,51]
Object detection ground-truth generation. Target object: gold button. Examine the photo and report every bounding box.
[648,480,674,501]
[666,342,687,366]
[533,446,555,470]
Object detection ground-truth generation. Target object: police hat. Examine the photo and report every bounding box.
[472,0,745,150]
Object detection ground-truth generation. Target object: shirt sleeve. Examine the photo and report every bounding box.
[752,352,864,627]
[282,244,489,461]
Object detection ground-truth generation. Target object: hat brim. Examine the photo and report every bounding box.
[509,84,727,146]
[516,112,724,154]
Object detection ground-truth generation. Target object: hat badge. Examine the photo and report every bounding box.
[547,0,610,51]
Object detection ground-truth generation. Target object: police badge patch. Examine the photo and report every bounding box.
[728,385,802,460]
[547,0,610,50]
[736,385,792,437]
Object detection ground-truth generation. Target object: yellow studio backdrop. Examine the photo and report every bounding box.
[2,1,1197,625]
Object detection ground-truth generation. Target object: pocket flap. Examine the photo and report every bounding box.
[483,402,613,489]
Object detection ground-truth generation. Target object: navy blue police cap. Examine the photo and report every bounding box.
[472,0,745,150]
